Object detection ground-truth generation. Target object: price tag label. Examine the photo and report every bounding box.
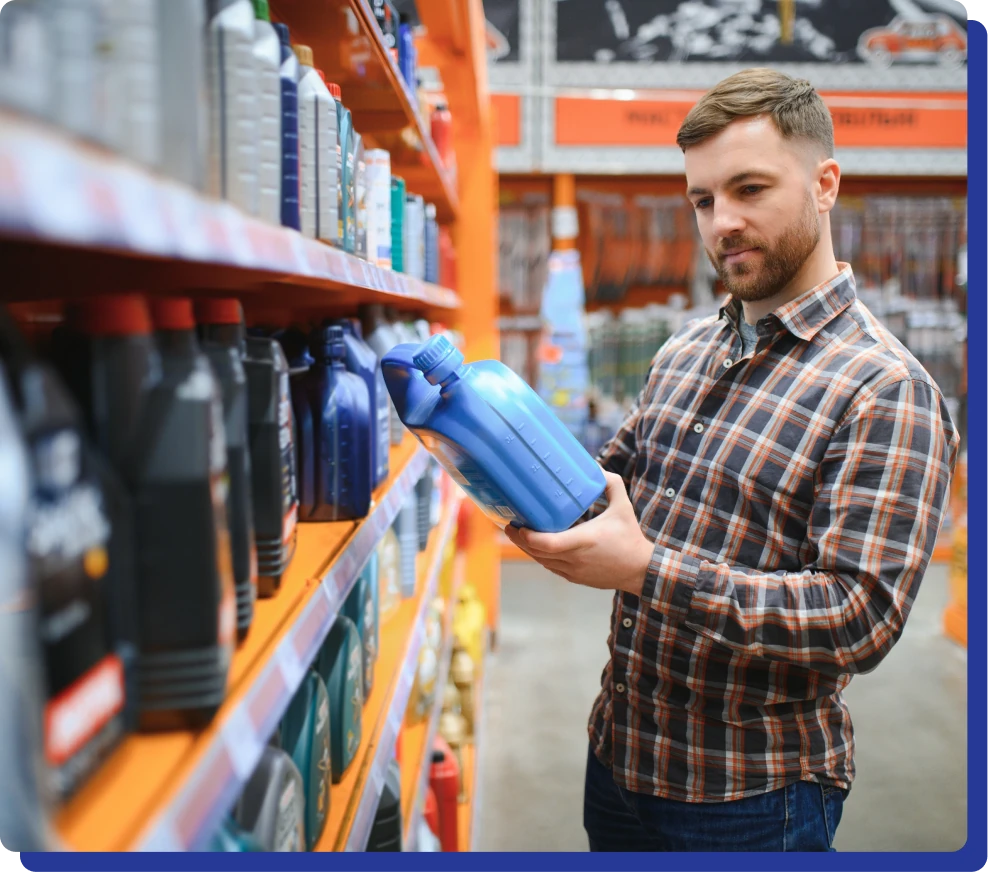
[222,708,260,781]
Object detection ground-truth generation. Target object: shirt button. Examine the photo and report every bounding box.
[615,683,626,694]
[693,422,704,434]
[723,359,733,369]
[665,487,676,498]
[622,617,633,628]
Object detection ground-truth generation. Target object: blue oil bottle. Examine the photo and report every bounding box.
[382,335,606,532]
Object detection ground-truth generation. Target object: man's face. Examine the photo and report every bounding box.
[684,116,823,303]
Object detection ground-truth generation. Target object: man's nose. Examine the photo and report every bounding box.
[712,202,746,238]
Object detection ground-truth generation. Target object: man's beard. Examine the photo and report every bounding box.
[706,196,821,303]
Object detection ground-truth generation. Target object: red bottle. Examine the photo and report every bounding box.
[431,102,454,169]
[428,735,460,852]
[424,787,440,839]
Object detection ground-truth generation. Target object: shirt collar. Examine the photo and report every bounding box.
[720,264,857,341]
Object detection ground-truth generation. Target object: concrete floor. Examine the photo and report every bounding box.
[475,561,967,853]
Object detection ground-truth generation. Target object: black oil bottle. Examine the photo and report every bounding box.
[141,297,235,729]
[243,328,298,597]
[196,298,257,640]
[0,309,126,802]
[0,359,57,852]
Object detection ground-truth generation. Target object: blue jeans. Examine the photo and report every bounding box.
[584,745,845,852]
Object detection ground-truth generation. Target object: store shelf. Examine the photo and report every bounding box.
[54,438,429,852]
[313,491,463,852]
[458,645,487,853]
[269,0,459,223]
[400,557,465,850]
[0,110,459,312]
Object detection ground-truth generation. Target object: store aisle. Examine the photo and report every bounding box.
[476,560,966,853]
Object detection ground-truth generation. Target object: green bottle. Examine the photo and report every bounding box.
[280,670,332,850]
[315,616,364,783]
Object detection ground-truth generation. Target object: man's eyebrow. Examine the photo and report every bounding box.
[687,171,779,198]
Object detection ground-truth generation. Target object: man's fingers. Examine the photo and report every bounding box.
[517,524,589,555]
[603,472,629,506]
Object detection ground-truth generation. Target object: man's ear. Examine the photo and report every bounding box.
[815,158,841,214]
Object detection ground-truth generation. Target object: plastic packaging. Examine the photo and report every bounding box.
[397,18,416,100]
[138,298,235,728]
[157,0,208,190]
[365,150,393,270]
[244,332,298,596]
[366,759,402,851]
[424,203,439,284]
[353,133,368,260]
[273,23,300,230]
[360,304,403,446]
[302,325,373,521]
[277,327,316,523]
[390,176,406,273]
[207,0,259,214]
[395,497,418,598]
[315,616,363,783]
[403,195,426,281]
[383,334,606,532]
[0,311,125,802]
[234,746,305,851]
[197,299,257,639]
[294,47,337,242]
[0,359,57,852]
[377,526,402,624]
[341,554,379,697]
[429,737,460,852]
[329,82,354,253]
[251,0,281,223]
[280,670,331,850]
[47,0,103,141]
[332,318,389,488]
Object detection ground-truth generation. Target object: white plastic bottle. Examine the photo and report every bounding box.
[293,45,336,242]
[207,0,258,215]
[364,149,392,270]
[251,0,281,224]
[156,0,207,190]
[101,0,160,167]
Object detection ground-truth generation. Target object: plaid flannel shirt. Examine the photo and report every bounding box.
[588,265,959,802]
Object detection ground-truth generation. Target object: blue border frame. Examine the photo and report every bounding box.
[18,19,987,872]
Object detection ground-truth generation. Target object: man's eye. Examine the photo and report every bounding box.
[742,185,764,195]
[694,199,713,210]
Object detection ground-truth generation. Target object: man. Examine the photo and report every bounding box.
[504,68,959,852]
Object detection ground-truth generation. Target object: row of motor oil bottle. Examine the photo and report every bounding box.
[208,519,487,852]
[0,294,454,851]
[0,0,451,284]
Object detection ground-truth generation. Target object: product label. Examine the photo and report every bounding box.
[44,655,124,766]
[282,503,298,547]
[218,581,236,649]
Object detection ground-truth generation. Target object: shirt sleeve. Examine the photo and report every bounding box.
[639,376,959,676]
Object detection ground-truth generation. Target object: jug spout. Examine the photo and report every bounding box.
[381,343,440,427]
[412,335,464,386]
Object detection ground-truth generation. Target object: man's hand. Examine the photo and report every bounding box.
[503,472,653,596]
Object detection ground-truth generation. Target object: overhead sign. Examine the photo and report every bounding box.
[554,90,967,149]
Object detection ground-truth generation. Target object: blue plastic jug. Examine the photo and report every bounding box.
[305,326,373,521]
[276,328,317,522]
[331,319,390,488]
[273,22,301,231]
[382,335,606,532]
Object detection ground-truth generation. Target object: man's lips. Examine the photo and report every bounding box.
[720,248,759,266]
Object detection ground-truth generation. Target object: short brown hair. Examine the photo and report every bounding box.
[676,68,834,158]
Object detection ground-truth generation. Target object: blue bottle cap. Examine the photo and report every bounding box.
[413,334,463,385]
[273,21,291,46]
[322,325,347,361]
